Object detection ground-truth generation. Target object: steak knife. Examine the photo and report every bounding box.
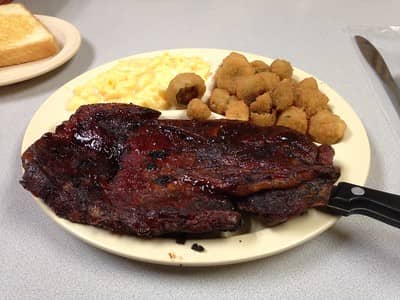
[355,35,400,105]
[323,182,400,228]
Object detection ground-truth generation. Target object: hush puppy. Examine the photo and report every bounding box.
[295,88,329,117]
[270,59,293,79]
[271,79,294,111]
[308,109,346,144]
[276,106,308,134]
[251,60,270,73]
[187,98,211,120]
[250,92,272,113]
[216,52,254,94]
[166,73,206,108]
[225,100,249,121]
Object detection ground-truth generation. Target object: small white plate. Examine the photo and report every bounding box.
[0,15,81,86]
[21,49,371,266]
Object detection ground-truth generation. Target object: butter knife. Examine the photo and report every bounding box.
[355,35,400,104]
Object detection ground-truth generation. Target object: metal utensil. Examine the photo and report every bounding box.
[322,182,400,228]
[355,35,400,105]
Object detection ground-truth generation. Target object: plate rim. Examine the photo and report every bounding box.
[0,15,81,86]
[21,48,371,266]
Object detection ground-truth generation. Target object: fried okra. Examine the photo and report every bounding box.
[236,74,266,104]
[243,92,275,126]
[298,77,318,90]
[216,52,254,94]
[187,98,211,120]
[251,60,270,73]
[257,71,280,91]
[166,73,206,108]
[208,88,239,115]
[271,79,294,111]
[270,59,293,79]
[207,53,346,144]
[250,111,276,127]
[225,100,249,121]
[308,109,346,144]
[295,88,329,117]
[208,88,230,114]
[276,106,308,134]
[250,92,272,113]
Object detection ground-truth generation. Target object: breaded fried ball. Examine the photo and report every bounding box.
[166,73,206,108]
[208,88,231,114]
[276,106,308,134]
[216,52,254,94]
[295,88,329,117]
[309,109,346,144]
[225,100,249,121]
[271,79,294,111]
[251,60,270,73]
[250,92,272,113]
[298,77,318,90]
[270,59,293,79]
[236,74,266,104]
[187,98,211,120]
[258,72,280,91]
[250,111,276,127]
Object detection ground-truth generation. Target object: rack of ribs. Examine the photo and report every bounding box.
[21,103,340,237]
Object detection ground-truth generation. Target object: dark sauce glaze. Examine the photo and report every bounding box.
[21,104,339,238]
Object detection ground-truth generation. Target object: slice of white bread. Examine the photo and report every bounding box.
[0,3,59,67]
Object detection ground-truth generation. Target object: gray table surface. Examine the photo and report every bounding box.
[1,0,400,299]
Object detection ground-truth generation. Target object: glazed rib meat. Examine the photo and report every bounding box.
[21,104,241,237]
[21,103,340,237]
[236,145,338,226]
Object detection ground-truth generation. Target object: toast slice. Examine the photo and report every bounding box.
[0,3,59,67]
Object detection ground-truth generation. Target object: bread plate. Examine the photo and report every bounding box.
[21,48,370,266]
[0,15,81,86]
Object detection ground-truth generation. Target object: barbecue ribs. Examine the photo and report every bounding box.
[21,103,340,237]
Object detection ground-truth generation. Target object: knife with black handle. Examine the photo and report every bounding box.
[324,182,400,228]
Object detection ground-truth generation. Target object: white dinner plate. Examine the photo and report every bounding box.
[21,49,371,266]
[0,15,81,86]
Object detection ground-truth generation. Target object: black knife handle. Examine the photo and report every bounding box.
[326,182,400,228]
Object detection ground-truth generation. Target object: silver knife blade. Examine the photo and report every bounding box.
[355,35,400,104]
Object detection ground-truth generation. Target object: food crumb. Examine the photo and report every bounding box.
[168,252,177,259]
[239,240,242,243]
[175,236,186,245]
[191,243,205,252]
